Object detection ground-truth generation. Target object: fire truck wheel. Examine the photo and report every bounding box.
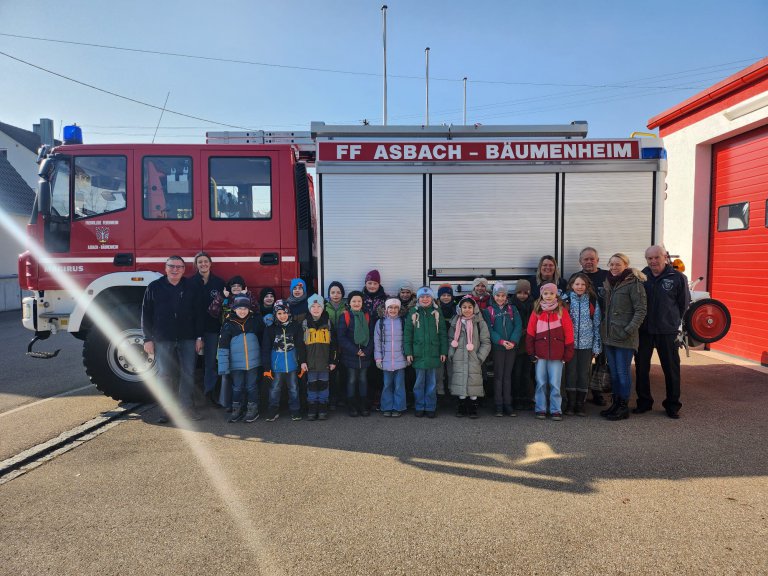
[684,298,731,344]
[82,305,156,403]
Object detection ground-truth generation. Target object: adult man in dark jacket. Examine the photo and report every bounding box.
[142,255,204,423]
[634,245,691,419]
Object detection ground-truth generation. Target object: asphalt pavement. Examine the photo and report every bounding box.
[1,347,767,575]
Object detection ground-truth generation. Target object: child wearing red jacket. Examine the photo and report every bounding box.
[526,283,574,421]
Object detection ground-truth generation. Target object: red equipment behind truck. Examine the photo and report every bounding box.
[20,122,672,402]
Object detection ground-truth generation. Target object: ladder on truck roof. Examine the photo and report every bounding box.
[206,130,316,163]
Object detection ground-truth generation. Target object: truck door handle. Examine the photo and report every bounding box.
[260,253,279,266]
[113,253,134,267]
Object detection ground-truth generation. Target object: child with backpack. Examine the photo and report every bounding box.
[217,295,262,423]
[564,273,602,416]
[526,283,575,421]
[337,291,375,417]
[449,295,492,418]
[483,282,522,417]
[374,298,408,417]
[300,294,338,421]
[404,287,448,418]
[261,300,305,422]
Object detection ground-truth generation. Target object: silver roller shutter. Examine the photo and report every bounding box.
[320,173,425,295]
[562,172,654,278]
[431,173,557,274]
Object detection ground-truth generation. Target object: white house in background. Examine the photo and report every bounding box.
[648,57,768,366]
[0,118,56,311]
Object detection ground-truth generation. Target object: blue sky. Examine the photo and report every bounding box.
[1,0,766,143]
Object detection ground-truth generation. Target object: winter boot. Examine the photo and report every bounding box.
[607,399,630,421]
[564,391,576,416]
[307,402,318,421]
[318,403,329,420]
[244,402,259,423]
[468,399,480,419]
[575,392,587,417]
[228,402,243,423]
[456,398,467,418]
[600,395,620,417]
[348,398,359,417]
[591,391,607,406]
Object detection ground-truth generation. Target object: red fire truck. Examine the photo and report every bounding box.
[20,122,670,402]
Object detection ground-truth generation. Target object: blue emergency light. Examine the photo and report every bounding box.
[63,124,83,145]
[641,146,666,159]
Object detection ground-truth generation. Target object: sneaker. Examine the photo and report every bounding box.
[188,409,203,421]
[156,414,169,424]
[244,404,259,423]
[494,408,504,418]
[317,411,328,421]
[307,412,318,421]
[426,411,436,419]
[361,409,371,417]
[414,410,425,418]
[266,411,280,422]
[551,412,563,421]
[291,413,302,421]
[503,406,517,417]
[382,411,392,417]
[535,412,546,420]
[391,411,402,418]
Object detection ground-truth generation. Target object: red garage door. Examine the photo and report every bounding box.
[709,125,768,365]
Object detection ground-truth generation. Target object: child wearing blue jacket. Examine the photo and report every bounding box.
[483,282,523,417]
[564,273,602,417]
[217,295,263,423]
[374,298,408,416]
[261,300,306,422]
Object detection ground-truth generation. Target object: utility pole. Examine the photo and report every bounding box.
[425,47,430,126]
[382,5,388,126]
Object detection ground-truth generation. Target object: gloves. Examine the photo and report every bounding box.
[376,361,383,370]
[263,370,273,382]
[529,355,537,364]
[298,368,306,379]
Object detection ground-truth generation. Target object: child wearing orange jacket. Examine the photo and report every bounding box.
[526,283,574,421]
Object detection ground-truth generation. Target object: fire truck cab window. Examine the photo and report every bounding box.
[142,156,193,220]
[209,157,272,220]
[73,156,127,220]
[50,158,71,218]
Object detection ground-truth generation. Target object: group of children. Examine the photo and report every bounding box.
[210,269,602,423]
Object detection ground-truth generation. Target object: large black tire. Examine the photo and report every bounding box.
[684,298,731,344]
[82,304,156,402]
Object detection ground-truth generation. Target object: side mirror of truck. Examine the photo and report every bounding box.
[38,179,51,217]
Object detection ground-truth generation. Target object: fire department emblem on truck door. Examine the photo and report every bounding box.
[95,226,110,243]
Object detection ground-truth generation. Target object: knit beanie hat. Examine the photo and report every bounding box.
[365,269,381,284]
[539,282,558,295]
[273,299,290,315]
[452,295,477,351]
[232,295,251,310]
[347,290,364,303]
[437,283,454,298]
[328,281,345,297]
[492,282,508,295]
[385,298,401,309]
[228,275,246,289]
[399,281,415,292]
[515,279,531,293]
[259,287,276,302]
[473,277,488,289]
[290,278,306,293]
[307,294,324,309]
[416,286,435,299]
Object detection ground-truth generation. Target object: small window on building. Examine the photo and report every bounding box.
[209,157,271,220]
[73,156,127,220]
[143,156,193,220]
[717,202,749,232]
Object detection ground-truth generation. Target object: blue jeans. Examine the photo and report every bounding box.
[605,345,635,400]
[381,369,406,412]
[307,377,330,403]
[154,339,197,409]
[270,371,300,412]
[414,368,437,412]
[202,332,220,394]
[534,359,564,414]
[231,368,259,405]
[346,367,368,403]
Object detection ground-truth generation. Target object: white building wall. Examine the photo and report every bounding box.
[0,213,28,310]
[661,92,768,287]
[0,131,38,189]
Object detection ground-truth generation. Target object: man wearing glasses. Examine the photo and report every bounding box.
[142,256,205,423]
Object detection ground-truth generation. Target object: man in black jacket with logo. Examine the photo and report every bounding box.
[634,245,691,419]
[142,255,205,423]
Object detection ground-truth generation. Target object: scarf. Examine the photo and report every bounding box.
[451,316,475,351]
[351,309,370,346]
[607,268,633,287]
[540,298,558,312]
[287,293,307,307]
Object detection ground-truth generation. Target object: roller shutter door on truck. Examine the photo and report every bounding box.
[561,172,656,278]
[320,173,425,293]
[709,125,768,365]
[430,174,556,276]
